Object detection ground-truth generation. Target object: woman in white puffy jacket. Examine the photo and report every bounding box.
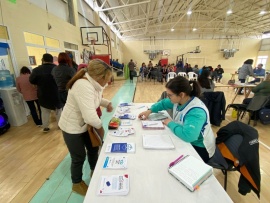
[59,59,113,196]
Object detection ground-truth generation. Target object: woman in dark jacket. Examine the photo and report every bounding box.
[52,52,76,106]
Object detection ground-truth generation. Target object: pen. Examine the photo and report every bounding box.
[169,155,184,167]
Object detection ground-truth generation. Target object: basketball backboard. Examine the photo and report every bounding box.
[80,26,104,45]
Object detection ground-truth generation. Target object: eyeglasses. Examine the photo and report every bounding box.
[167,93,176,98]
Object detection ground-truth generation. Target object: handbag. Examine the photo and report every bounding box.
[87,125,104,147]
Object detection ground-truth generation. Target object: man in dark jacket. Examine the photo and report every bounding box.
[29,53,62,133]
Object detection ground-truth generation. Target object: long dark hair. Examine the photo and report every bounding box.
[244,59,253,65]
[166,76,201,97]
[198,70,212,89]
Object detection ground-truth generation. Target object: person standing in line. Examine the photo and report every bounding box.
[128,59,136,82]
[238,59,256,95]
[59,59,113,196]
[16,66,42,126]
[52,52,76,106]
[29,53,62,133]
[138,76,215,163]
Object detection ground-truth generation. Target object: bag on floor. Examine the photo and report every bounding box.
[259,108,270,125]
[87,125,104,147]
[231,109,238,118]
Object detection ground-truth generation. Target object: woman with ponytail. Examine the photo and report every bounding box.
[59,59,113,196]
[138,76,215,162]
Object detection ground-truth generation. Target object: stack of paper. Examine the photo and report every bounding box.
[141,121,165,130]
[105,143,136,153]
[143,134,175,149]
[98,174,129,196]
[103,156,128,169]
[168,155,213,191]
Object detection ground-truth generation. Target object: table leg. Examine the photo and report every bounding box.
[245,87,252,98]
[231,87,240,104]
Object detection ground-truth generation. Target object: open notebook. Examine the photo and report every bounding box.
[143,134,175,149]
[168,155,213,192]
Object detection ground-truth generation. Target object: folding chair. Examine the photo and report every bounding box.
[177,72,187,77]
[208,121,260,198]
[187,72,198,81]
[167,72,176,82]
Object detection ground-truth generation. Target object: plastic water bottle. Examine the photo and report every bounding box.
[0,70,14,88]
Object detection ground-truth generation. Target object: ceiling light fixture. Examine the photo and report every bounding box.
[192,28,197,31]
[259,11,266,15]
[227,10,232,14]
[171,28,175,32]
[187,11,192,15]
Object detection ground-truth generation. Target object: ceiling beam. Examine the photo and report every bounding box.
[97,0,150,12]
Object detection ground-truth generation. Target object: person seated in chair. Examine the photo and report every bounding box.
[138,76,215,163]
[249,64,265,84]
[198,70,215,95]
[243,74,270,106]
[214,64,224,82]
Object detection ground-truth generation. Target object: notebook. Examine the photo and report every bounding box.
[141,121,165,130]
[168,155,213,192]
[143,134,175,149]
[105,143,136,153]
[103,156,128,169]
[97,174,129,196]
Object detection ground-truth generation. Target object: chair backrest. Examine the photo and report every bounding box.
[177,72,187,77]
[247,95,270,111]
[188,72,198,80]
[167,72,176,78]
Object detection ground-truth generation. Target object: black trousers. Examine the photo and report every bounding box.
[238,79,246,93]
[192,145,210,163]
[26,100,42,125]
[63,130,99,183]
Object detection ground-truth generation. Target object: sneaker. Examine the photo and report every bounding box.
[43,128,50,133]
[72,181,88,196]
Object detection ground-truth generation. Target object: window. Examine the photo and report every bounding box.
[45,37,60,48]
[0,25,9,40]
[257,56,268,68]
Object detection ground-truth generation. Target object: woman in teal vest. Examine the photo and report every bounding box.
[138,76,215,162]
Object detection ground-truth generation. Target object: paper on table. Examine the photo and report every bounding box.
[97,174,129,196]
[143,134,175,149]
[141,121,165,129]
[103,156,128,169]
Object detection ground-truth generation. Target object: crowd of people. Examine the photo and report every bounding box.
[15,55,268,197]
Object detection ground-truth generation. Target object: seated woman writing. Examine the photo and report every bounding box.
[138,76,215,162]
